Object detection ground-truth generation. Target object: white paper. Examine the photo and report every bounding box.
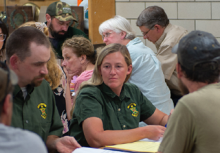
[140,137,163,142]
[72,147,125,153]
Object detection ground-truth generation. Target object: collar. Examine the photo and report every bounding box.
[126,37,141,47]
[155,23,172,50]
[100,83,131,101]
[13,84,34,97]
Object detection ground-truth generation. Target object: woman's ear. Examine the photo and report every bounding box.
[80,55,87,64]
[120,31,127,39]
[98,66,102,76]
[127,65,132,75]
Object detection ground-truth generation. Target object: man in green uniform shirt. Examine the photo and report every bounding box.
[158,31,220,153]
[6,26,81,152]
[45,1,89,59]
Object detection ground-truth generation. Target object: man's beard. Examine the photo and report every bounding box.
[30,74,46,87]
[49,23,68,39]
[178,79,189,95]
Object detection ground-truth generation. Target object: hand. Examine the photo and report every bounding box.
[144,125,166,140]
[55,136,81,153]
[63,67,72,84]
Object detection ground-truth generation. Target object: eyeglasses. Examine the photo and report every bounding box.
[0,34,6,41]
[102,32,112,40]
[0,61,10,104]
[142,26,154,37]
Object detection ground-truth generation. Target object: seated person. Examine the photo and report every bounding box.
[0,62,47,153]
[0,20,8,62]
[158,31,220,153]
[69,43,168,147]
[99,15,173,118]
[19,21,70,134]
[62,36,96,93]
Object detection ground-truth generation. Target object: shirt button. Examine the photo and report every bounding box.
[123,125,126,128]
[118,108,121,111]
[26,120,28,123]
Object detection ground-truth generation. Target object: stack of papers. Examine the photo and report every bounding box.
[105,138,162,153]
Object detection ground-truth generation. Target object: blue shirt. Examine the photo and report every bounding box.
[126,37,174,115]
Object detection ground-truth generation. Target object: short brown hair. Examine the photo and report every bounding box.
[6,26,50,61]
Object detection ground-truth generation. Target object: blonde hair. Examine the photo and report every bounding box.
[19,21,62,90]
[71,43,132,115]
[62,36,96,64]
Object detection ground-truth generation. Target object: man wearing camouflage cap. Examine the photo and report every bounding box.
[158,30,220,153]
[46,1,88,59]
[0,62,47,153]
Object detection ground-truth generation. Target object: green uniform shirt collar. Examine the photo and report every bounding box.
[13,84,34,97]
[100,83,131,100]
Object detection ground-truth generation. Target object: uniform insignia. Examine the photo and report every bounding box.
[37,103,47,119]
[127,103,139,117]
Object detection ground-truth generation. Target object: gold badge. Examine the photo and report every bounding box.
[37,103,47,119]
[127,103,139,117]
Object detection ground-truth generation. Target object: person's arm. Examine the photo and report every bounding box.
[82,117,166,148]
[62,67,73,120]
[46,135,81,153]
[144,108,168,126]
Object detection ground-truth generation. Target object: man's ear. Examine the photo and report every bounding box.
[9,54,19,71]
[46,14,51,22]
[154,24,163,33]
[176,63,184,78]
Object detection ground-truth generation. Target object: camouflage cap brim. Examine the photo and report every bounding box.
[55,15,77,22]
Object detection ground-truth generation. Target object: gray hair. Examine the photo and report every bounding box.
[136,6,169,29]
[99,15,136,40]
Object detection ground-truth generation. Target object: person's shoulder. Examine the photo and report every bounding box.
[34,79,53,95]
[2,126,47,153]
[124,83,140,93]
[79,85,101,95]
[165,24,188,41]
[68,26,87,36]
[127,37,155,55]
[38,79,52,89]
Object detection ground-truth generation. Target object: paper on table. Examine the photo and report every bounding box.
[105,139,162,153]
[72,147,126,153]
[140,137,163,143]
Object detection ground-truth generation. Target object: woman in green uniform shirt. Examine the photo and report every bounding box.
[69,43,169,147]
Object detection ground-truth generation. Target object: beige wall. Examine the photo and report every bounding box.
[115,0,220,52]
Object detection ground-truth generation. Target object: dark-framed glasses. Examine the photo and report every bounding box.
[0,34,6,41]
[142,25,154,37]
[0,61,10,104]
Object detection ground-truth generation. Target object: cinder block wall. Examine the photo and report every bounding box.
[115,0,220,52]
